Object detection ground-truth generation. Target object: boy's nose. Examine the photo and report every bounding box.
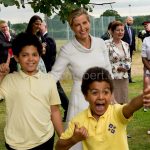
[28,56,34,61]
[98,92,104,99]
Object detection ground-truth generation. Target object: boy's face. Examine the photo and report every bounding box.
[84,81,112,120]
[14,45,40,75]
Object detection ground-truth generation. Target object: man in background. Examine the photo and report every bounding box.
[0,20,17,72]
[122,16,136,83]
[138,21,150,41]
[101,21,113,40]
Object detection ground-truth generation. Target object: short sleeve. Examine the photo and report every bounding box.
[114,104,132,125]
[141,38,148,58]
[49,75,61,105]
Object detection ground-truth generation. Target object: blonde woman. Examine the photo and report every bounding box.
[50,8,113,150]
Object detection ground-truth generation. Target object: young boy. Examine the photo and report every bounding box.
[55,67,150,150]
[0,32,63,150]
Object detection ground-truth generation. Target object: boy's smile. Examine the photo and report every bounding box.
[14,45,40,76]
[85,81,112,120]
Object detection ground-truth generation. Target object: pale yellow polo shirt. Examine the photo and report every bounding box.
[61,104,131,150]
[0,70,61,149]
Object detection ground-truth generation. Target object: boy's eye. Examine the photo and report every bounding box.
[103,90,109,94]
[88,89,111,95]
[22,54,27,57]
[33,53,39,56]
[89,90,99,96]
[93,91,99,95]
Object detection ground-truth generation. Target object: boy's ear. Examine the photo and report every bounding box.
[14,55,19,63]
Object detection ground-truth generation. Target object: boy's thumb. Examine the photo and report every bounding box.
[74,122,79,130]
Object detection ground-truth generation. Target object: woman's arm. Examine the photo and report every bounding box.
[50,48,69,82]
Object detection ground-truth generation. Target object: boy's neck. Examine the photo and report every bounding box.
[21,69,39,76]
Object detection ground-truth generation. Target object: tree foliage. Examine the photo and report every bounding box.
[101,9,122,21]
[0,0,92,23]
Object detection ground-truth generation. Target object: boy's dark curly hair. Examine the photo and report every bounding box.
[12,32,42,56]
[81,67,113,95]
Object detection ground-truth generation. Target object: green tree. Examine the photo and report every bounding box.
[101,9,122,21]
[0,0,92,23]
[11,23,28,34]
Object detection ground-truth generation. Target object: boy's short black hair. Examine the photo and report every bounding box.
[81,67,113,95]
[12,32,42,56]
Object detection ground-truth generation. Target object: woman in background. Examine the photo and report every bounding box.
[105,21,131,104]
[26,15,46,72]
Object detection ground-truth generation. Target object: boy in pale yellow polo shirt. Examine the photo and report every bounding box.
[0,32,63,150]
[56,67,150,150]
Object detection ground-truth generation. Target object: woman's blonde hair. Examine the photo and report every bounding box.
[67,8,90,27]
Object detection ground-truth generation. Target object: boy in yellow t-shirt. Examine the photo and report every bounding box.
[0,32,63,150]
[56,67,150,150]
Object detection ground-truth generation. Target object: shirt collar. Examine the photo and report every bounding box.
[19,70,41,79]
[72,34,93,53]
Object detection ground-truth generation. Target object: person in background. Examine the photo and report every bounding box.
[50,7,113,150]
[105,21,131,104]
[141,36,150,134]
[0,20,17,73]
[138,21,150,42]
[40,22,69,121]
[55,66,150,150]
[101,21,113,40]
[0,32,63,150]
[122,16,136,83]
[141,34,150,132]
[26,15,47,73]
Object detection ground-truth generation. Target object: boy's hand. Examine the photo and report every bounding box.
[72,122,88,143]
[0,53,10,76]
[143,86,150,108]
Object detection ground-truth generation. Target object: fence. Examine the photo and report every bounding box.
[46,16,115,40]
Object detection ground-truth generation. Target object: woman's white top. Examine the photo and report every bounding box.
[51,35,112,121]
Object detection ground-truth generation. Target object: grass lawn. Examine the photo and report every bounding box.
[0,49,150,149]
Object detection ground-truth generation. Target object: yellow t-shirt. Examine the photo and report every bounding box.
[61,104,131,150]
[0,70,61,149]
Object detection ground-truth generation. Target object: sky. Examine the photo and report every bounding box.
[0,0,150,23]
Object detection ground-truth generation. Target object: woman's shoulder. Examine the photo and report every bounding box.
[91,35,105,43]
[60,40,75,55]
[104,38,112,43]
[91,36,107,49]
[121,40,129,47]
